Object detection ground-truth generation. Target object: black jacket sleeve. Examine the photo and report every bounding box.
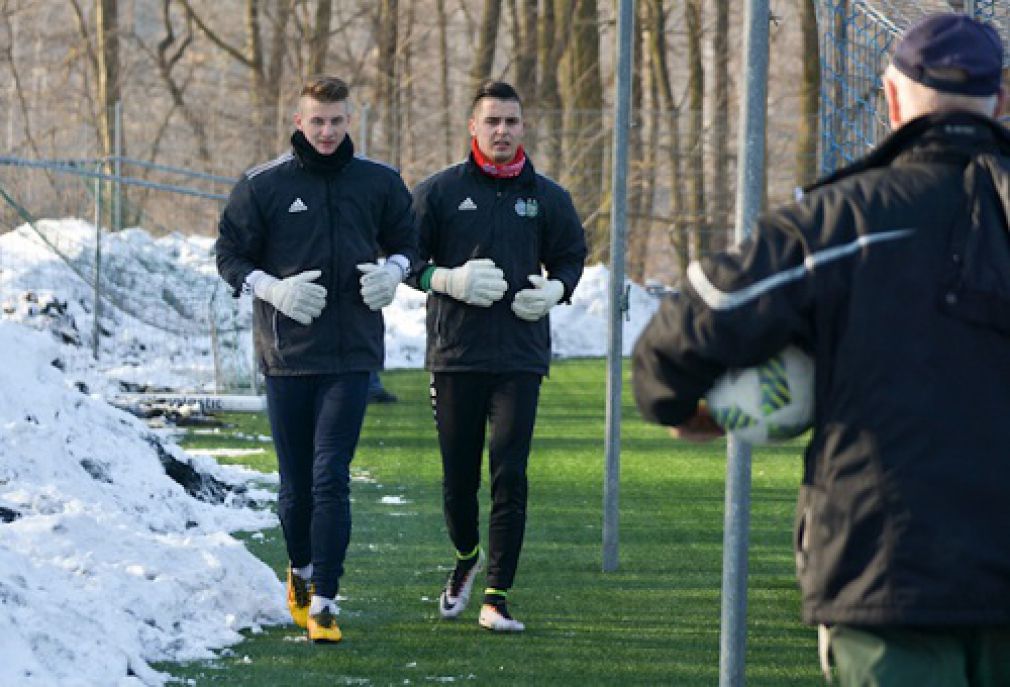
[405,175,439,290]
[378,171,420,269]
[216,175,266,297]
[541,185,587,302]
[632,207,815,426]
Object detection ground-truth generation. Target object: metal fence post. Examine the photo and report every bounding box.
[114,100,122,232]
[603,0,634,574]
[721,0,769,684]
[93,161,103,360]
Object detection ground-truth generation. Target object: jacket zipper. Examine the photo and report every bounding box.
[493,180,503,367]
[271,310,283,366]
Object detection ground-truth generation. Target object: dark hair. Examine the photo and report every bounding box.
[471,80,522,113]
[300,76,350,103]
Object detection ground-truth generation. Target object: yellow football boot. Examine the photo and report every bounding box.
[307,606,342,643]
[286,567,311,629]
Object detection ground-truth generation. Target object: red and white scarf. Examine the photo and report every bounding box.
[471,138,526,179]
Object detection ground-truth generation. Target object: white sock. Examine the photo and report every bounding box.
[309,594,338,615]
[292,563,313,580]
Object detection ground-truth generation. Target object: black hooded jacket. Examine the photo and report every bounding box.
[633,112,1010,626]
[216,133,417,375]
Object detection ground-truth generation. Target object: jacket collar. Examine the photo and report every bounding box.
[806,112,1010,192]
[291,131,355,176]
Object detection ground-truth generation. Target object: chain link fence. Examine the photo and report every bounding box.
[817,0,1010,174]
[0,105,818,390]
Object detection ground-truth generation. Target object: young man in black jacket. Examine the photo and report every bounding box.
[216,76,416,643]
[410,81,586,632]
[633,15,1010,684]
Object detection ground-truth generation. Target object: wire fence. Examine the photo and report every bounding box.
[817,0,1010,174]
[0,106,817,391]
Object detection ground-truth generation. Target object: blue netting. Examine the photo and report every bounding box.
[818,1,1010,175]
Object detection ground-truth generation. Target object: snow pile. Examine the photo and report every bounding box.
[1,219,662,392]
[0,219,248,396]
[0,321,286,686]
[0,218,667,684]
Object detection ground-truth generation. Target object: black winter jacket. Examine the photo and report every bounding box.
[216,134,417,375]
[410,156,587,374]
[633,112,1010,626]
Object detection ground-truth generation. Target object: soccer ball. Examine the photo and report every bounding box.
[704,346,814,444]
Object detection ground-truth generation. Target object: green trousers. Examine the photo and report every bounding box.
[828,625,1010,687]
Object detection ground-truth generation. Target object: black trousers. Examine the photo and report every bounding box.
[430,371,542,590]
[265,372,369,599]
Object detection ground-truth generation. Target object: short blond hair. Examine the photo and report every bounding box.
[300,76,350,103]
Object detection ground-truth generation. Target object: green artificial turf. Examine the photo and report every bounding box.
[163,360,820,686]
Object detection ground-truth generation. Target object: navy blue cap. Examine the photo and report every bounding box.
[892,13,1003,96]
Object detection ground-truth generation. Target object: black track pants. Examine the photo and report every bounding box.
[266,372,369,599]
[430,371,542,591]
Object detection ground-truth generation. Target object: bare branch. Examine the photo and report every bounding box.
[176,0,252,68]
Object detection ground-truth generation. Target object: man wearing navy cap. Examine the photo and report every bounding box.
[632,13,1010,685]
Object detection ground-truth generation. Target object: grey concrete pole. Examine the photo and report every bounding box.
[721,0,769,684]
[603,0,634,572]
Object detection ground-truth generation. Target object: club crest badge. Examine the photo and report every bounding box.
[514,198,538,218]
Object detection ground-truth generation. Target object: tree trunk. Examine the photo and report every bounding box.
[308,0,333,75]
[685,0,706,259]
[560,0,604,262]
[646,0,687,274]
[711,0,730,251]
[96,0,120,230]
[402,0,416,170]
[265,1,293,147]
[436,0,455,165]
[537,0,568,180]
[469,0,502,95]
[626,0,648,283]
[376,0,399,166]
[514,0,537,102]
[796,0,820,188]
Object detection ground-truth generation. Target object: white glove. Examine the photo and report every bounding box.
[249,269,327,325]
[430,258,508,307]
[357,261,404,311]
[511,274,564,322]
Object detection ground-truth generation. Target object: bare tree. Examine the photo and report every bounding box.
[514,0,536,104]
[626,0,649,283]
[308,0,332,75]
[646,0,687,273]
[537,0,570,180]
[375,0,399,165]
[1,8,45,160]
[469,0,501,94]
[560,0,604,261]
[796,0,820,187]
[95,0,119,163]
[131,1,211,165]
[684,0,707,258]
[179,0,294,160]
[401,0,417,169]
[711,0,730,250]
[436,0,455,165]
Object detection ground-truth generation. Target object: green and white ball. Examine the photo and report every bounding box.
[705,346,814,444]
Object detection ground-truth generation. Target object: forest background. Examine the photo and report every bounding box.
[2,0,831,286]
